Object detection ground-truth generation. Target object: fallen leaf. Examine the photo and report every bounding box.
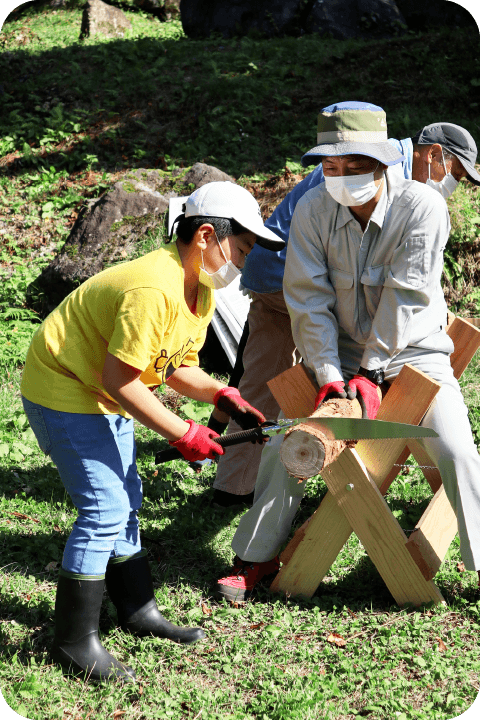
[436,637,447,652]
[250,622,264,630]
[319,668,326,675]
[12,511,39,523]
[204,646,216,653]
[202,603,212,616]
[457,562,466,572]
[113,712,126,719]
[346,607,357,618]
[138,685,143,695]
[327,632,347,647]
[183,657,193,663]
[153,470,158,477]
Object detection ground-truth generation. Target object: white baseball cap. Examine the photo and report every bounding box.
[184,181,284,251]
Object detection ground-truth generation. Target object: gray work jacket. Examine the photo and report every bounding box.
[283,175,454,387]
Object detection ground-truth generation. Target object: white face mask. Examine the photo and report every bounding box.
[324,163,382,207]
[198,232,241,290]
[426,149,459,199]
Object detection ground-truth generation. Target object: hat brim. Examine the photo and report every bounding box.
[232,214,285,251]
[301,142,405,168]
[457,158,480,186]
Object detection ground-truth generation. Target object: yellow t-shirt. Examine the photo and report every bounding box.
[21,244,215,415]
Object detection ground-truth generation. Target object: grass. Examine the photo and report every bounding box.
[1,3,480,720]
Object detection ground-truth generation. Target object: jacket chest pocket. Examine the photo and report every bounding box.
[360,264,390,311]
[329,268,354,292]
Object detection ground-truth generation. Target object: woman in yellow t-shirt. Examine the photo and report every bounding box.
[21,181,283,683]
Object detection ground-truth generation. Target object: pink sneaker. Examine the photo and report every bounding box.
[215,555,280,602]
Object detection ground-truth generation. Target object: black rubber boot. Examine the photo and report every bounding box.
[105,552,205,645]
[51,573,136,684]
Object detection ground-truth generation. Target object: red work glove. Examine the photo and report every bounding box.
[314,381,347,411]
[347,375,380,419]
[213,387,266,431]
[169,419,224,462]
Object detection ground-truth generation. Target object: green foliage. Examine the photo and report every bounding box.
[443,182,480,313]
[0,265,42,372]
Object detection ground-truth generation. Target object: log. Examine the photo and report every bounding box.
[279,395,367,479]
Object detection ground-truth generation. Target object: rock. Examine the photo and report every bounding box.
[180,0,411,39]
[27,164,235,315]
[394,0,477,31]
[28,169,171,315]
[306,0,406,40]
[80,0,132,40]
[180,0,307,40]
[180,162,235,190]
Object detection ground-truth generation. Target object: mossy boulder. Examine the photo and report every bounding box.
[27,163,235,316]
[27,169,171,315]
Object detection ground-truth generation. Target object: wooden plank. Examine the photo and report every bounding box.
[271,365,440,598]
[322,448,445,605]
[267,363,316,419]
[405,485,458,581]
[447,316,480,380]
[385,315,480,495]
[354,365,441,488]
[272,492,353,596]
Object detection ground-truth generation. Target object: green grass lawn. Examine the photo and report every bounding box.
[1,3,480,719]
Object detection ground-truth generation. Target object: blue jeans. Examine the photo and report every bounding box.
[22,397,143,577]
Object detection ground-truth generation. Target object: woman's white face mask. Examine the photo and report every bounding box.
[426,149,459,199]
[324,162,382,207]
[199,232,241,290]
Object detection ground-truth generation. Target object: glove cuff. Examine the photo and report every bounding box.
[169,419,196,447]
[213,386,241,408]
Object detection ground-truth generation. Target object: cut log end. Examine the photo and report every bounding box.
[279,396,364,479]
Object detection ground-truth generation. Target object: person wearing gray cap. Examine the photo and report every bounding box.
[411,122,480,197]
[212,110,479,510]
[215,101,480,602]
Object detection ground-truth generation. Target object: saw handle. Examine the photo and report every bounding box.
[155,426,266,464]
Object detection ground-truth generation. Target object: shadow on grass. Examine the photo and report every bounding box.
[1,23,479,182]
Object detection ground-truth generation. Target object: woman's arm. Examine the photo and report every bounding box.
[102,352,190,442]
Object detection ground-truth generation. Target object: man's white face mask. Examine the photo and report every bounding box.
[426,148,459,199]
[199,231,241,290]
[324,162,382,207]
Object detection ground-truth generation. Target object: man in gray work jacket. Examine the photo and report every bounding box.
[212,108,480,509]
[215,101,480,601]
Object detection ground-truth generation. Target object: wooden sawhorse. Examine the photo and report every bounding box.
[267,317,480,606]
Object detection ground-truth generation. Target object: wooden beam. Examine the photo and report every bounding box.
[405,486,458,581]
[267,362,316,420]
[322,448,445,605]
[354,366,441,488]
[447,316,480,380]
[385,314,480,495]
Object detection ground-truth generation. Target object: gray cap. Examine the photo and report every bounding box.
[412,122,480,185]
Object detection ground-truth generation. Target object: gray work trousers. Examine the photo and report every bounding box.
[231,344,480,572]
